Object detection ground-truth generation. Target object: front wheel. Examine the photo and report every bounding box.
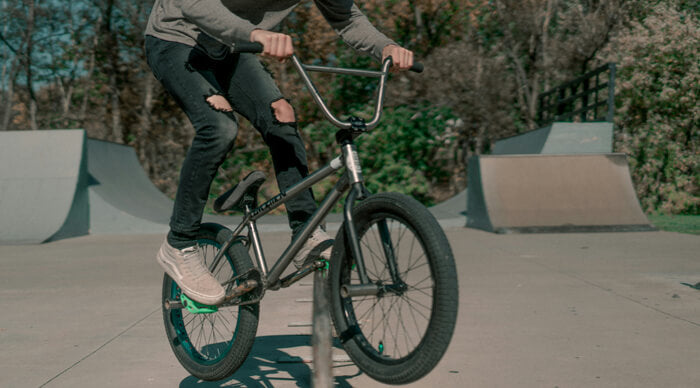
[329,193,459,384]
[162,223,259,381]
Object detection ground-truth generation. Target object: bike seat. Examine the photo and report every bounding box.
[214,170,266,213]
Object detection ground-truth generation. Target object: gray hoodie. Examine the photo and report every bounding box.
[145,0,396,60]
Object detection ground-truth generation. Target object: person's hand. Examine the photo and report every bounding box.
[250,29,293,61]
[382,44,414,72]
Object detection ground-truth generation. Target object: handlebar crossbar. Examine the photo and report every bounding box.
[302,65,385,78]
[291,55,392,131]
[231,42,422,131]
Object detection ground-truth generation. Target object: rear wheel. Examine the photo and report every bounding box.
[329,193,459,384]
[162,223,259,381]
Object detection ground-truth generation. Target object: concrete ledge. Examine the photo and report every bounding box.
[492,122,613,155]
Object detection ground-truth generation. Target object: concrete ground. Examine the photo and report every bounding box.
[1,225,699,387]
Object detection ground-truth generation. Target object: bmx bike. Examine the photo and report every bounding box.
[161,44,459,385]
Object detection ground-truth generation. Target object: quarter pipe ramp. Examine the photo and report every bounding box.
[86,138,252,234]
[0,130,89,244]
[87,139,174,234]
[0,131,248,244]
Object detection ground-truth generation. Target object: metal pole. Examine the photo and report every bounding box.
[607,63,616,122]
[311,268,332,388]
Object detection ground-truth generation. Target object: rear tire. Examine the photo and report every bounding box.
[162,223,259,381]
[329,193,458,384]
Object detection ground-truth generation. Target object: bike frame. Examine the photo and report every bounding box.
[209,55,400,293]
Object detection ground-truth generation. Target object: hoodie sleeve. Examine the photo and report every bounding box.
[176,0,257,46]
[314,0,397,61]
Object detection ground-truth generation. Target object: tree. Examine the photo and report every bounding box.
[601,3,699,214]
[484,0,626,130]
[0,0,20,131]
[0,0,40,130]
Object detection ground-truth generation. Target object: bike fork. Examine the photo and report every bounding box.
[340,183,404,298]
[344,182,370,285]
[339,134,403,297]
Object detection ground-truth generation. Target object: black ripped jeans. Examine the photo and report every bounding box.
[145,36,317,245]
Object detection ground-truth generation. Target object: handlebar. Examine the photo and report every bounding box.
[232,42,423,130]
[233,42,423,73]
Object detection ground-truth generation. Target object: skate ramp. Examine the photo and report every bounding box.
[87,139,248,234]
[429,189,467,227]
[467,154,653,233]
[87,139,173,234]
[0,130,89,244]
[492,122,613,155]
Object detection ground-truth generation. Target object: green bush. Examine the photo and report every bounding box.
[606,3,699,215]
[305,103,458,206]
[356,105,459,205]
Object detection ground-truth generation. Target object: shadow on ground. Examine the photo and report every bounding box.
[178,334,360,387]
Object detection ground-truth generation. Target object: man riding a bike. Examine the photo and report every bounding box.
[145,0,414,306]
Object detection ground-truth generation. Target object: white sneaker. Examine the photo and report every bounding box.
[156,240,225,305]
[293,228,334,269]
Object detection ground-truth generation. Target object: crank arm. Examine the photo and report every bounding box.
[222,279,258,303]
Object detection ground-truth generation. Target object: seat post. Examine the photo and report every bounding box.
[246,204,268,276]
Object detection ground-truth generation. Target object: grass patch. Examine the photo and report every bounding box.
[647,214,700,235]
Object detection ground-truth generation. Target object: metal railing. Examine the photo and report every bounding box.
[537,63,616,126]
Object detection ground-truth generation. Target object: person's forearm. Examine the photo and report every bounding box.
[178,0,257,45]
[318,2,396,61]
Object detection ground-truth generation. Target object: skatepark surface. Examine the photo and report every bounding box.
[1,224,699,387]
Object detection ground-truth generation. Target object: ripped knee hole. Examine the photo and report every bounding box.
[270,99,295,124]
[206,94,233,113]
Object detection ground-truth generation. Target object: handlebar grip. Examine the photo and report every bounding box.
[386,56,424,73]
[233,42,264,54]
[410,62,424,73]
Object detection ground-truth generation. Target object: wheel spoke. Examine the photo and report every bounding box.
[405,284,434,299]
[401,299,428,350]
[362,231,388,280]
[397,297,417,357]
[399,295,432,321]
[406,258,429,274]
[354,296,382,325]
[408,273,433,290]
[368,295,398,344]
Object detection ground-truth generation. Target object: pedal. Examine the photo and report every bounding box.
[180,294,218,314]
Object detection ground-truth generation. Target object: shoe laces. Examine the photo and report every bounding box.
[180,245,210,279]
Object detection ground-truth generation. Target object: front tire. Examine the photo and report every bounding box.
[329,193,459,384]
[162,223,259,381]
